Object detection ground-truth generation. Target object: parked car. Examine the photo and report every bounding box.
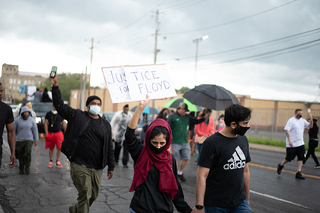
[9,104,19,113]
[32,102,54,134]
[100,112,115,122]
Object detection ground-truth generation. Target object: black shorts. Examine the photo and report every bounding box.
[285,145,305,161]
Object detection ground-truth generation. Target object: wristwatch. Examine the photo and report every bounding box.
[195,205,204,210]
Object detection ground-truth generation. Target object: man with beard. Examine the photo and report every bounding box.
[192,104,252,213]
[49,75,115,213]
[277,109,313,180]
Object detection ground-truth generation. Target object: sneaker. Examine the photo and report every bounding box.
[47,161,53,168]
[25,167,30,175]
[295,171,305,180]
[19,168,24,175]
[56,161,63,168]
[178,174,186,182]
[277,164,284,175]
[314,164,320,169]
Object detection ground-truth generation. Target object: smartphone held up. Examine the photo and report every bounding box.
[50,66,57,78]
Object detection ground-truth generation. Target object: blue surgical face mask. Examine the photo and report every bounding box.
[89,105,101,115]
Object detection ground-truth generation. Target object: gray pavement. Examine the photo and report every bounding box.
[0,135,319,213]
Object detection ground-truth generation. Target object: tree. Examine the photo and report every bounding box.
[176,86,191,93]
[41,73,92,102]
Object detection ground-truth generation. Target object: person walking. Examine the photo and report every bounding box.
[44,104,67,168]
[156,108,170,121]
[167,103,208,182]
[305,117,320,168]
[49,75,115,213]
[192,104,252,213]
[14,106,39,175]
[194,109,215,163]
[0,82,16,168]
[277,109,313,180]
[126,95,192,213]
[214,114,225,132]
[110,104,132,168]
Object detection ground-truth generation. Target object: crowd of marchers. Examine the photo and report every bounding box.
[0,76,318,213]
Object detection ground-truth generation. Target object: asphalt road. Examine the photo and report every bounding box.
[0,135,319,213]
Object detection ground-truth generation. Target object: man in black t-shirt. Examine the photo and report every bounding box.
[49,75,114,213]
[192,104,252,213]
[0,82,16,168]
[44,104,66,168]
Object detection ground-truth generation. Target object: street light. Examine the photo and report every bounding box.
[193,35,209,87]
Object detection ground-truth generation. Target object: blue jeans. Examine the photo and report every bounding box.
[205,199,251,213]
[130,208,136,213]
[196,143,203,163]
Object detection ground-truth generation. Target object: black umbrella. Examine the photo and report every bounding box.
[130,105,159,114]
[183,84,240,110]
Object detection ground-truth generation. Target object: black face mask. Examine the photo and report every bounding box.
[150,144,167,154]
[296,115,302,119]
[234,124,250,136]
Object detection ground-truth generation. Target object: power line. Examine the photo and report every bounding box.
[161,0,208,12]
[175,27,320,61]
[97,7,156,40]
[161,0,298,35]
[170,38,320,69]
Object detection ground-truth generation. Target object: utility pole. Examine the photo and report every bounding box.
[154,10,159,65]
[153,10,159,108]
[88,38,94,96]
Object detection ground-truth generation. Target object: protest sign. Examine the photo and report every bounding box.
[102,64,177,103]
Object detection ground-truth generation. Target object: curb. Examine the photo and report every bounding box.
[249,143,320,156]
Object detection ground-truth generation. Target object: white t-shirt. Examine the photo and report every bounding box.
[284,116,309,147]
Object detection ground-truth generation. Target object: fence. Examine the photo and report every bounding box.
[245,108,320,141]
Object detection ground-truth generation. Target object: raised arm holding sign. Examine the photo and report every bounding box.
[102,64,177,103]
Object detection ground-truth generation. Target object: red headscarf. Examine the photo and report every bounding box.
[129,118,178,199]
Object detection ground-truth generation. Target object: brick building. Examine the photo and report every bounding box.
[0,63,48,103]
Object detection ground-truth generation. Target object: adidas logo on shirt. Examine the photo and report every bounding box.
[223,146,246,170]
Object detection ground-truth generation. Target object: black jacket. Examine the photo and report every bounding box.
[52,86,115,171]
[125,127,192,213]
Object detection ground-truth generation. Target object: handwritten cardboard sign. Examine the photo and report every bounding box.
[102,64,177,103]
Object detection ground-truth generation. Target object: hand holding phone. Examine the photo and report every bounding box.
[50,66,57,78]
[308,109,311,113]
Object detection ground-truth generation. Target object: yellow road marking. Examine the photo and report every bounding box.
[248,163,320,180]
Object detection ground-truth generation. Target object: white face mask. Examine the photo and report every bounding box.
[89,105,101,115]
[52,110,57,114]
[219,119,224,122]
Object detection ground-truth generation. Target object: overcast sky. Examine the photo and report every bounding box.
[1,0,319,103]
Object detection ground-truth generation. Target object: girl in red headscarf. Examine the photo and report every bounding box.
[125,95,192,213]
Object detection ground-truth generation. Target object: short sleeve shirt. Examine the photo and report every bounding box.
[198,132,251,208]
[45,111,63,133]
[284,117,309,147]
[0,102,14,145]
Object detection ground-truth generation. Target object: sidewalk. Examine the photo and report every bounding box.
[249,142,320,156]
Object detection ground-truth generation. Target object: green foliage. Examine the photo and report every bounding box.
[41,73,90,102]
[176,86,191,93]
[247,136,320,152]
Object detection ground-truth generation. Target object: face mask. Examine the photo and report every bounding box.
[164,112,168,117]
[89,105,101,115]
[22,116,28,120]
[150,143,167,154]
[296,115,302,119]
[313,120,317,123]
[234,125,250,136]
[219,119,224,122]
[52,110,57,114]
